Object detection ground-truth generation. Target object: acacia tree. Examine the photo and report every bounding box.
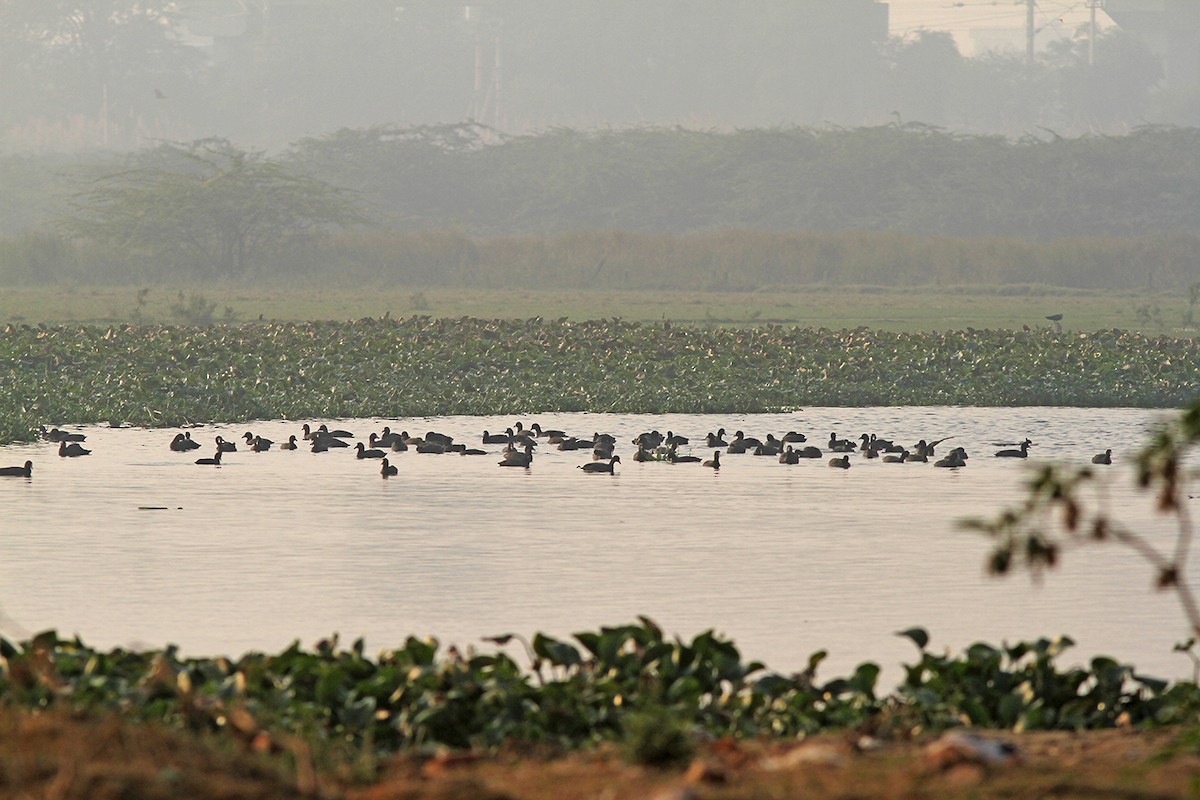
[65,139,367,279]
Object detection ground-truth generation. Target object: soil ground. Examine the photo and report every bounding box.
[3,710,1198,800]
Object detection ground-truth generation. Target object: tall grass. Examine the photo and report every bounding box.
[4,228,1199,292]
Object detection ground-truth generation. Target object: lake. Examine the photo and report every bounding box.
[0,406,1193,687]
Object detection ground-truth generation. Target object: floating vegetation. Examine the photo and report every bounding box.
[0,318,1197,444]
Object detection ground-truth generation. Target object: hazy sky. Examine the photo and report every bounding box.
[888,0,1114,55]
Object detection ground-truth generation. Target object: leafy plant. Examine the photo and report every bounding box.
[965,400,1200,678]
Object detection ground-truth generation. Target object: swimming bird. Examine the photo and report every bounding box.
[169,433,189,451]
[705,429,728,448]
[355,442,386,459]
[279,435,299,450]
[995,439,1032,458]
[795,446,824,459]
[244,431,273,448]
[499,443,534,467]
[1091,449,1113,465]
[482,429,512,445]
[702,451,721,469]
[381,457,398,477]
[318,424,355,439]
[828,432,856,452]
[882,450,909,463]
[580,455,621,473]
[0,461,32,477]
[828,455,851,469]
[41,426,86,442]
[58,441,91,457]
[935,448,968,468]
[531,423,566,439]
[195,450,222,465]
[251,436,272,452]
[215,436,237,452]
[779,446,800,464]
[179,432,201,450]
[782,431,807,443]
[667,445,701,463]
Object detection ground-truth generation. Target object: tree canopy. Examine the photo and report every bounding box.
[64,139,366,278]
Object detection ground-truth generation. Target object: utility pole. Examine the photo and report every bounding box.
[1026,0,1036,66]
[1088,0,1101,67]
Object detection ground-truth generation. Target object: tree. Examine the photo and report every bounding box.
[0,0,204,148]
[64,139,368,279]
[966,401,1200,674]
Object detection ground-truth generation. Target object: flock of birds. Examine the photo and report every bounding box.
[0,422,1116,479]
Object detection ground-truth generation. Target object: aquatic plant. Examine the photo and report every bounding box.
[0,318,1196,445]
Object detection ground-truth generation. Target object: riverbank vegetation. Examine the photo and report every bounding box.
[5,126,1200,292]
[1,317,1197,445]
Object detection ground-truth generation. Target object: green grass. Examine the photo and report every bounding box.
[1,284,1195,336]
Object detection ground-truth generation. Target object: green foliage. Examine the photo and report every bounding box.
[0,622,1195,759]
[0,318,1197,444]
[889,628,1192,732]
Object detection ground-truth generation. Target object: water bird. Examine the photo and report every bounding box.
[381,458,398,477]
[828,433,856,452]
[169,433,190,451]
[995,439,1032,458]
[195,450,222,465]
[828,455,851,469]
[667,445,701,463]
[779,446,800,464]
[243,431,273,448]
[318,424,355,439]
[795,446,824,458]
[782,431,807,443]
[705,429,728,448]
[935,448,968,468]
[499,443,534,467]
[41,426,86,442]
[215,436,237,452]
[882,450,909,464]
[58,441,91,457]
[0,461,32,477]
[482,429,512,445]
[251,436,272,452]
[702,451,721,469]
[531,423,566,439]
[579,455,621,473]
[355,442,386,459]
[279,435,299,450]
[1091,449,1113,465]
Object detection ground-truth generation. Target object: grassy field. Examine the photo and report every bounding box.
[1,284,1195,335]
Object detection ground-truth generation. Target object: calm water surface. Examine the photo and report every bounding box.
[0,407,1192,685]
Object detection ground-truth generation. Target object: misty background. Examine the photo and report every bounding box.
[2,1,1199,292]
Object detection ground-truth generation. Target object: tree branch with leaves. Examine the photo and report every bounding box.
[965,401,1200,678]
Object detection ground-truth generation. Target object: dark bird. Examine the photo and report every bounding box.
[195,450,222,465]
[1045,313,1063,321]
[935,448,968,468]
[355,442,386,459]
[215,436,237,452]
[279,435,299,450]
[0,460,32,477]
[828,455,851,469]
[1091,449,1113,465]
[579,455,621,473]
[381,457,398,477]
[995,439,1032,458]
[244,431,273,448]
[702,451,721,469]
[251,436,272,452]
[58,441,91,457]
[499,443,534,467]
